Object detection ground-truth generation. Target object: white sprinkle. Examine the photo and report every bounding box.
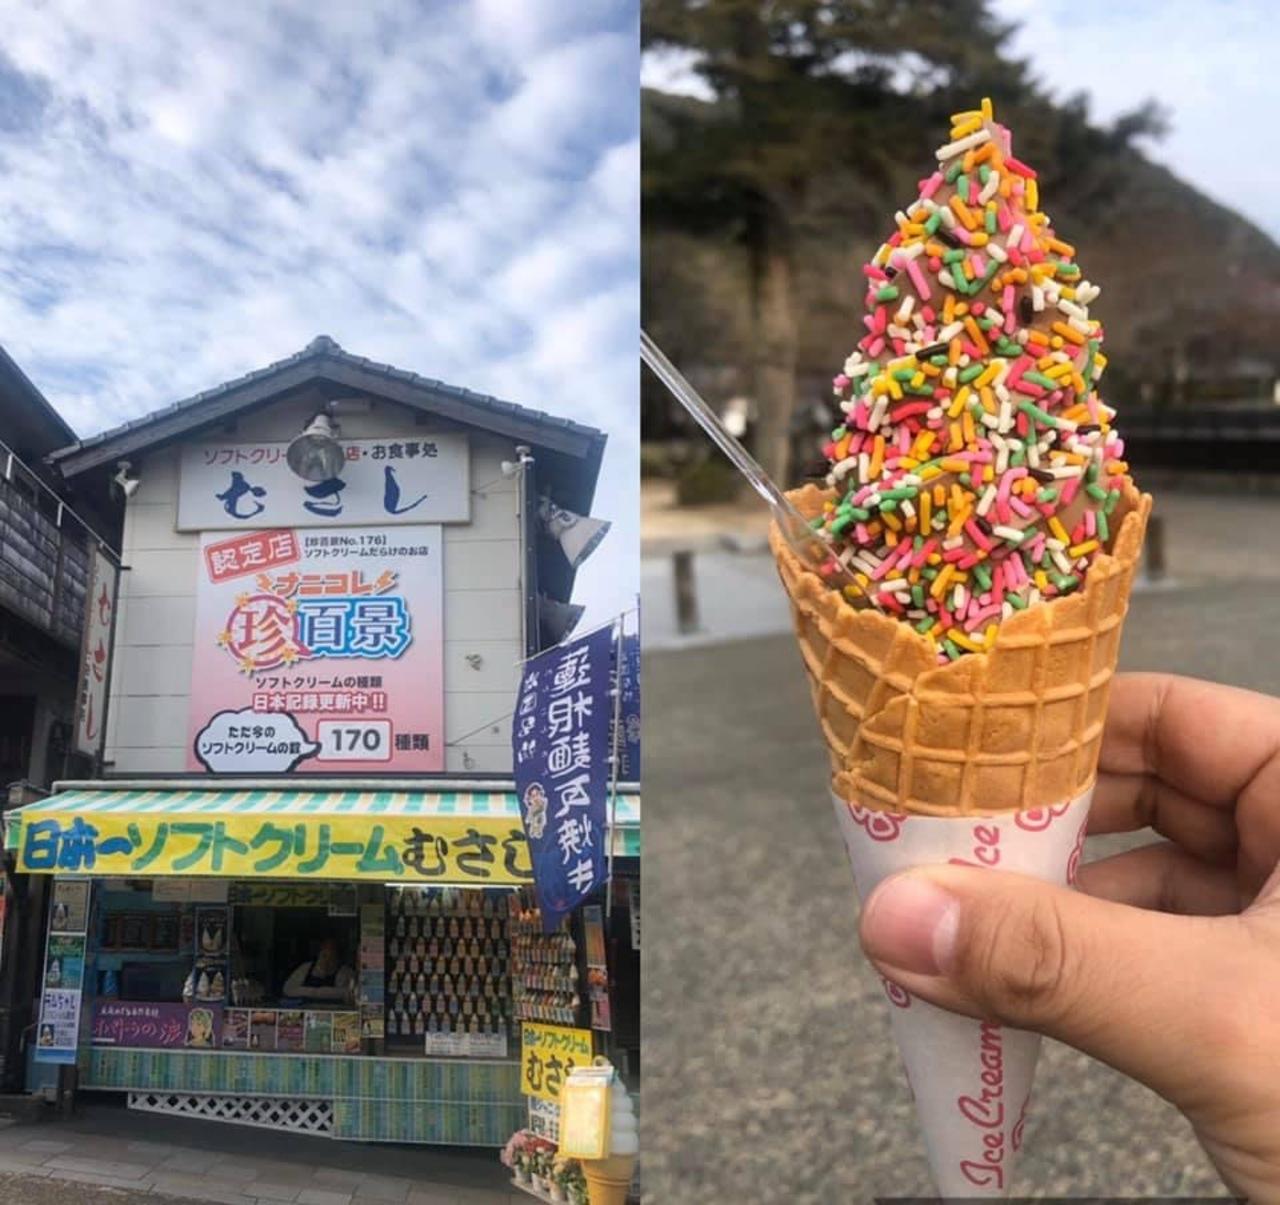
[1058,298,1088,321]
[998,398,1012,431]
[1051,548,1073,576]
[994,382,1011,404]
[986,242,1008,263]
[1031,285,1045,312]
[900,500,916,521]
[895,296,916,322]
[868,395,889,432]
[936,128,991,160]
[897,241,927,262]
[976,485,998,517]
[1026,441,1041,468]
[845,359,870,378]
[1001,601,1014,620]
[1068,315,1092,335]
[942,535,965,551]
[937,321,965,342]
[995,442,1010,474]
[978,171,1001,205]
[937,204,957,229]
[980,412,1001,430]
[953,585,968,610]
[830,456,859,482]
[993,525,1025,543]
[1007,223,1024,250]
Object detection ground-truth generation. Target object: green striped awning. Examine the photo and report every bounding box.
[5,788,639,882]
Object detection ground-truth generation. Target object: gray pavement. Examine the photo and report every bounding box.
[642,574,1280,1202]
[0,1103,519,1204]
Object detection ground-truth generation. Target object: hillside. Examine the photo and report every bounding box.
[642,87,1280,434]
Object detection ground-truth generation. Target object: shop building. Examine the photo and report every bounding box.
[5,337,638,1145]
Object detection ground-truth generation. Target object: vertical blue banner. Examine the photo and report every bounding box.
[513,626,616,933]
[615,631,640,783]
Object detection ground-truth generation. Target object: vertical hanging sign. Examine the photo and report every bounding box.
[35,879,91,1063]
[513,627,615,934]
[73,549,118,758]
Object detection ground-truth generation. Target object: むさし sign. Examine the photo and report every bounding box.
[187,526,444,773]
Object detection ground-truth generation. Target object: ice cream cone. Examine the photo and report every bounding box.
[772,487,1149,1196]
[582,1154,635,1205]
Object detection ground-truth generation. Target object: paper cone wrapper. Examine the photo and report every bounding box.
[583,1154,636,1205]
[836,788,1091,1197]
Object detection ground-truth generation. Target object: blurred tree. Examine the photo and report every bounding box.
[643,0,1031,482]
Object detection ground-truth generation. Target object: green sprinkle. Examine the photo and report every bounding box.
[943,249,966,264]
[972,564,992,591]
[1086,482,1107,502]
[876,285,899,302]
[946,160,963,183]
[1036,487,1059,504]
[880,486,917,502]
[1103,489,1120,515]
[1096,511,1110,542]
[1024,371,1059,390]
[995,337,1023,356]
[942,638,962,660]
[978,164,991,184]
[958,363,985,384]
[892,368,916,381]
[911,585,925,609]
[924,212,941,235]
[1017,399,1059,428]
[972,262,1000,294]
[984,207,997,235]
[1054,573,1079,591]
[1007,591,1028,610]
[915,615,936,634]
[880,498,898,513]
[956,174,969,198]
[829,514,855,535]
[1057,262,1081,278]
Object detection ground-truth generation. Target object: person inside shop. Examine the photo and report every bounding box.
[281,936,355,1003]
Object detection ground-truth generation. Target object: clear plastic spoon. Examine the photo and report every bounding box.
[640,329,858,590]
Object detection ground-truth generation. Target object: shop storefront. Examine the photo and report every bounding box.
[7,785,639,1144]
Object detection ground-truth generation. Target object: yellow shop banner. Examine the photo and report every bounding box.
[9,808,535,885]
[520,1022,594,1102]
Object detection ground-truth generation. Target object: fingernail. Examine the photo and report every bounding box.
[861,874,960,975]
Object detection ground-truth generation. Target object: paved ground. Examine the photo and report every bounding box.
[641,491,1280,1201]
[0,1103,519,1204]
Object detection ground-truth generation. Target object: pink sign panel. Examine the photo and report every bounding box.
[187,525,444,773]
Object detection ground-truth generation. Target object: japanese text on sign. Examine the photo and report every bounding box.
[188,526,443,774]
[521,1022,594,1102]
[513,627,616,933]
[11,812,535,885]
[177,437,470,529]
[74,549,118,758]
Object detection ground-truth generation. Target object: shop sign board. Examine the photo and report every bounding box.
[73,548,117,758]
[557,1067,613,1160]
[177,436,470,529]
[520,1021,593,1103]
[13,809,536,885]
[528,1096,560,1141]
[186,525,444,773]
[513,628,615,933]
[92,1001,223,1049]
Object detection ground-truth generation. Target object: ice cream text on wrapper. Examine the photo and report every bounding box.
[815,98,1133,664]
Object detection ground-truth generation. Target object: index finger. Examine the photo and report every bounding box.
[1100,672,1280,809]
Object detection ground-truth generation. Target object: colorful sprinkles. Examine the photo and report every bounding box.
[818,100,1131,664]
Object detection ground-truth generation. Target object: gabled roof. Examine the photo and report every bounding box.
[50,336,607,490]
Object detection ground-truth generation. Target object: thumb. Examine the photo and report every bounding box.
[858,865,1258,1107]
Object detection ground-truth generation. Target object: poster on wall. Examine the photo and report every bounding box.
[73,547,118,759]
[186,525,444,773]
[35,880,90,1064]
[176,435,470,530]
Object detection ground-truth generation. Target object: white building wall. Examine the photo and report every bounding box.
[104,393,522,775]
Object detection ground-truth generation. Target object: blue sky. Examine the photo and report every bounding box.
[644,0,1279,243]
[0,0,639,628]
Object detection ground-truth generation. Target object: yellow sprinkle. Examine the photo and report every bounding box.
[940,457,969,473]
[947,384,971,419]
[1068,540,1099,558]
[981,97,994,121]
[949,630,984,653]
[1049,516,1071,545]
[920,491,932,531]
[931,564,955,600]
[1034,569,1049,594]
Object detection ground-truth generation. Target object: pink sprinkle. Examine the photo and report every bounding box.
[863,264,889,281]
[866,337,885,357]
[927,256,943,272]
[1008,495,1033,519]
[854,522,871,545]
[1005,155,1037,179]
[964,519,994,552]
[888,231,903,246]
[1061,476,1081,506]
[872,306,887,333]
[957,553,983,570]
[961,339,983,360]
[1011,378,1044,398]
[1007,246,1024,268]
[966,605,1001,631]
[943,547,968,564]
[996,202,1013,231]
[1001,286,1016,333]
[969,253,985,278]
[920,172,944,200]
[969,467,984,491]
[995,500,1012,526]
[906,257,932,300]
[1084,509,1097,539]
[1027,534,1046,562]
[921,305,936,323]
[991,564,1006,603]
[970,301,986,316]
[912,538,939,570]
[834,374,850,391]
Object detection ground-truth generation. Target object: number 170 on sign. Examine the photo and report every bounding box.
[316,720,392,761]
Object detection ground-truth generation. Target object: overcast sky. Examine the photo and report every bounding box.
[0,0,638,630]
[643,1,1279,243]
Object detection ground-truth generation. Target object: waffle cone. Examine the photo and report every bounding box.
[583,1155,635,1205]
[771,481,1152,816]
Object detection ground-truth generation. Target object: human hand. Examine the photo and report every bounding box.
[857,672,1280,1199]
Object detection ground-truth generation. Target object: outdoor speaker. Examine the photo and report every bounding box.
[539,595,586,645]
[539,497,610,570]
[286,413,345,482]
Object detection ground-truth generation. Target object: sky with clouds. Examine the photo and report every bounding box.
[0,0,638,628]
[644,1,1279,242]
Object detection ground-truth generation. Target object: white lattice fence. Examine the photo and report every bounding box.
[127,1092,334,1135]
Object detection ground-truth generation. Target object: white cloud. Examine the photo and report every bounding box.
[992,0,1280,239]
[0,0,639,628]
